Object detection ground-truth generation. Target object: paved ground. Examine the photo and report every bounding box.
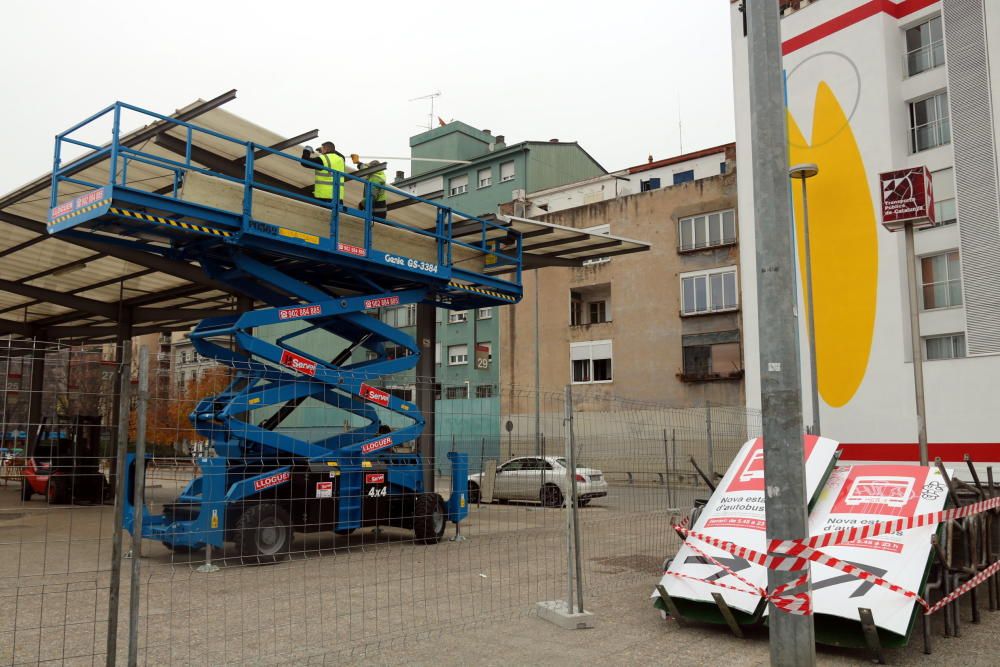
[2,470,998,665]
[391,577,1000,667]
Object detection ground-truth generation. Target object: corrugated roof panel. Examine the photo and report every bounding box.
[0,226,38,254]
[1,241,95,281]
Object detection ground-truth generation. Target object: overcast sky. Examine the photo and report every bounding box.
[0,1,735,191]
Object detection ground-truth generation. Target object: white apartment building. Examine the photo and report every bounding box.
[731,0,1000,462]
[523,144,735,217]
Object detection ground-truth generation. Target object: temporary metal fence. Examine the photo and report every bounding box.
[0,339,756,665]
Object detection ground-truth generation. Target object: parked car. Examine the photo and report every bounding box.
[468,456,608,507]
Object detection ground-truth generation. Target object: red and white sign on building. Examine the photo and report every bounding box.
[365,473,386,485]
[879,166,936,232]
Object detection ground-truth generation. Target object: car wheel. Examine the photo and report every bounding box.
[468,481,480,504]
[540,484,563,508]
[413,493,446,544]
[235,504,293,564]
[21,480,33,501]
[47,477,68,505]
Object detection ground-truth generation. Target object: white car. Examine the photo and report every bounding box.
[468,456,608,507]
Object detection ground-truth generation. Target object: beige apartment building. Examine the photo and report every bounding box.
[500,144,743,414]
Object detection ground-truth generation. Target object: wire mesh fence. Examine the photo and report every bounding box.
[0,339,760,664]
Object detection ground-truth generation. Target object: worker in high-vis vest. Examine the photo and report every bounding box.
[300,141,346,202]
[358,160,388,219]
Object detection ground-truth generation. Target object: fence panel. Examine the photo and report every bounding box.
[1,341,761,663]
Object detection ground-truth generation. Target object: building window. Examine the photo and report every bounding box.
[905,16,945,77]
[388,386,414,402]
[680,267,738,315]
[474,342,492,370]
[384,343,411,360]
[449,174,469,196]
[680,331,742,381]
[477,307,492,320]
[475,384,495,398]
[448,310,468,324]
[582,224,612,266]
[920,251,962,309]
[924,333,966,360]
[445,385,468,400]
[478,167,492,188]
[909,92,951,153]
[925,168,957,229]
[382,304,416,328]
[673,170,694,185]
[500,160,516,182]
[720,162,727,174]
[588,301,608,324]
[640,178,661,191]
[679,209,737,251]
[435,343,441,365]
[570,284,611,325]
[448,344,468,366]
[571,340,612,384]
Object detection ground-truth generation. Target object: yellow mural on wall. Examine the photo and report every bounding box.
[788,82,878,408]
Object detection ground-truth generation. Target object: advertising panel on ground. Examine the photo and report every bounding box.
[805,464,951,637]
[654,436,840,617]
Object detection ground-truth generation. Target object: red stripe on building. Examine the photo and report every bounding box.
[782,0,940,55]
[838,442,1000,462]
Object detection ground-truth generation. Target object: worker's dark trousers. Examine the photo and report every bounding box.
[358,201,388,219]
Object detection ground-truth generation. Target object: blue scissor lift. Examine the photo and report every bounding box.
[46,102,523,558]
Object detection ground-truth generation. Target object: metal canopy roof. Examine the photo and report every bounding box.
[0,91,649,344]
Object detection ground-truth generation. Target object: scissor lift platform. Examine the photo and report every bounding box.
[45,101,524,554]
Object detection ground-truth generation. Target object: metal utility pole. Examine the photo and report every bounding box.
[903,225,929,465]
[746,2,816,665]
[534,270,541,456]
[416,304,437,491]
[790,164,821,436]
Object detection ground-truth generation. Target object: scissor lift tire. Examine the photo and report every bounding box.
[412,493,446,545]
[235,503,294,564]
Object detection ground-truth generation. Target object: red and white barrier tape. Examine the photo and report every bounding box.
[767,495,1000,563]
[669,495,1000,616]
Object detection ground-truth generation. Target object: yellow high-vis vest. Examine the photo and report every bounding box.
[314,152,345,201]
[369,170,387,203]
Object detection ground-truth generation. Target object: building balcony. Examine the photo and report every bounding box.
[677,369,745,383]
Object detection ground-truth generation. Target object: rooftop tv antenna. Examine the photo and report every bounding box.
[409,91,442,131]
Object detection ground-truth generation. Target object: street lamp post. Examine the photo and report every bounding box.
[790,164,821,436]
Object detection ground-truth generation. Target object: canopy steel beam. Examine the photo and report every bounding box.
[153,134,300,194]
[0,210,229,290]
[0,90,237,211]
[0,278,117,318]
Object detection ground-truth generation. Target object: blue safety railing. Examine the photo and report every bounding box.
[50,101,523,289]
